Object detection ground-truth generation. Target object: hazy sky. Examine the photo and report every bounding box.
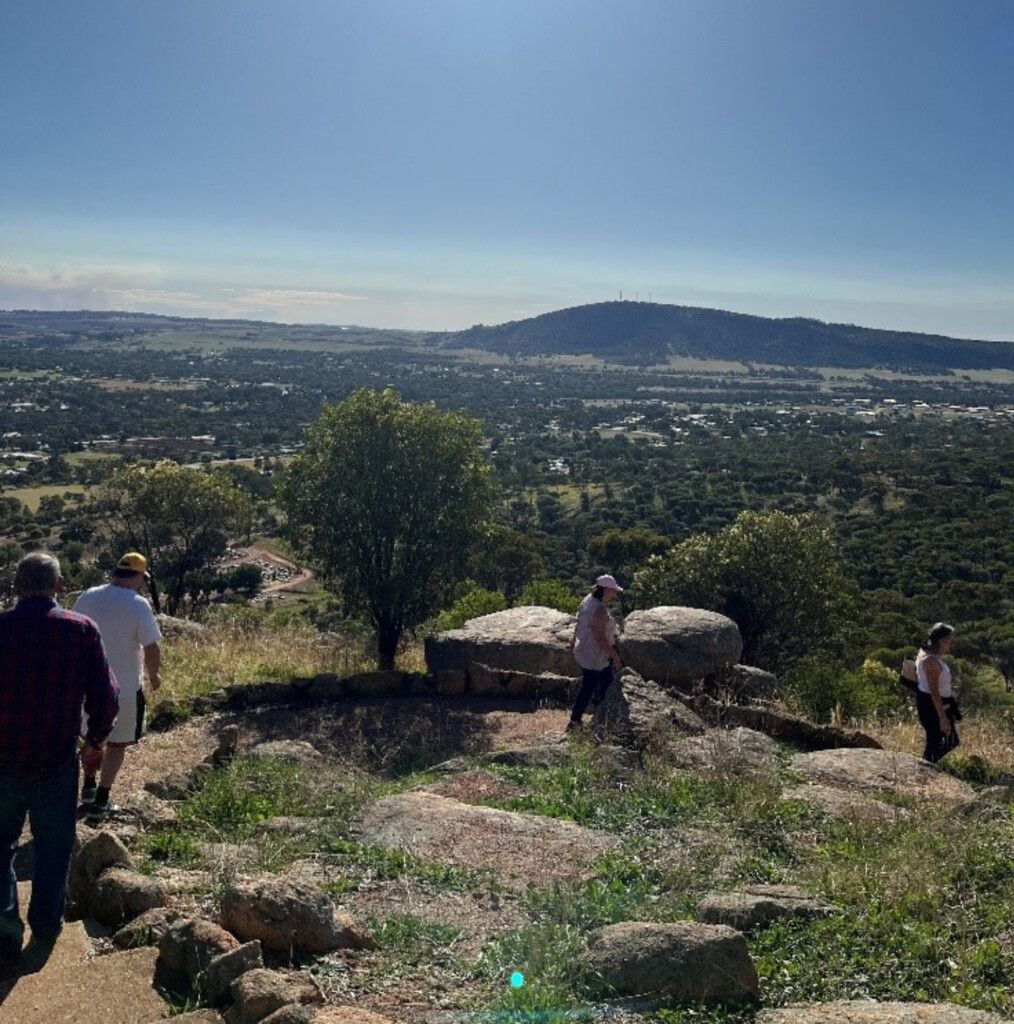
[2,0,1012,338]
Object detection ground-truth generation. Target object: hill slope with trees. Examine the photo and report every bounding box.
[441,300,1014,369]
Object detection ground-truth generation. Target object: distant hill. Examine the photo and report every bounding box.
[440,301,1014,370]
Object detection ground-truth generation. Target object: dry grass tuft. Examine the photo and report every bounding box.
[854,711,1014,774]
[157,620,372,704]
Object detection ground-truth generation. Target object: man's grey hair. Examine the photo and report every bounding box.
[14,551,62,595]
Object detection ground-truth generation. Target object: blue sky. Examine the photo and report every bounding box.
[2,0,1012,338]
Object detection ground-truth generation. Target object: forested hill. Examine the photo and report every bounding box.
[440,301,1014,370]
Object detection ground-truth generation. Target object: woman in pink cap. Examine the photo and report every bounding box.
[567,574,623,731]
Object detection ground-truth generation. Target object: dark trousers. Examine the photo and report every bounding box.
[570,665,614,722]
[0,756,78,952]
[916,691,960,763]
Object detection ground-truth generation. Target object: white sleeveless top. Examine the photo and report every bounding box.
[573,593,617,671]
[915,649,952,698]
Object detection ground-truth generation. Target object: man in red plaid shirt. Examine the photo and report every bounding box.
[0,552,119,966]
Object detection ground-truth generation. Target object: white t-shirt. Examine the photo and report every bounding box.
[74,583,162,694]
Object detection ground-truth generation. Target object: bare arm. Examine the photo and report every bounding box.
[144,642,162,692]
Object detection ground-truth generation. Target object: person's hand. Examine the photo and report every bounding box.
[148,672,161,692]
[81,742,104,774]
[939,714,952,734]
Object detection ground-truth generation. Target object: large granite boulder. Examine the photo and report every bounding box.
[425,606,578,677]
[620,607,743,690]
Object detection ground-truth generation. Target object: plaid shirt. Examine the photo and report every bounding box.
[0,596,119,778]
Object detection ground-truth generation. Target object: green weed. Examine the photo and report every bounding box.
[368,913,463,963]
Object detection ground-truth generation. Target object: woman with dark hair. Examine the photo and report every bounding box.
[566,574,623,731]
[915,622,960,763]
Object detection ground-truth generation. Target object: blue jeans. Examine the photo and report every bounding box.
[0,756,78,950]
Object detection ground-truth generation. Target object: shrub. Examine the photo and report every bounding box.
[516,578,580,613]
[435,585,507,630]
[783,654,904,723]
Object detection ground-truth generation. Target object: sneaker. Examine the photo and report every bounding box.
[80,778,97,806]
[85,800,120,825]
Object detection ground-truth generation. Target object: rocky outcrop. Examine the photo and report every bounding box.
[199,941,265,1007]
[781,784,913,824]
[156,917,241,996]
[727,663,780,702]
[696,885,838,933]
[468,662,576,699]
[112,907,188,949]
[619,607,743,690]
[593,669,708,748]
[579,920,758,1002]
[220,880,375,955]
[791,748,977,803]
[357,791,621,890]
[226,968,322,1024]
[424,606,578,676]
[666,727,782,781]
[67,828,166,926]
[90,867,168,928]
[686,693,882,751]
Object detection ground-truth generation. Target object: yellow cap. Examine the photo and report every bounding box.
[117,552,149,574]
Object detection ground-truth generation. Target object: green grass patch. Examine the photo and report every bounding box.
[136,754,380,876]
[368,913,464,963]
[320,837,487,894]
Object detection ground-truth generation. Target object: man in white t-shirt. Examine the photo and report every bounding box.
[74,552,162,819]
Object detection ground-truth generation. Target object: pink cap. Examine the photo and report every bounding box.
[596,574,623,592]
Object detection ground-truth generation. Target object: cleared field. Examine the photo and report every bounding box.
[1,484,89,511]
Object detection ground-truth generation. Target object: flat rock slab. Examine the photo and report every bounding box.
[3,885,165,1024]
[424,606,578,676]
[696,884,837,932]
[782,784,913,824]
[667,727,781,779]
[756,1001,1009,1024]
[357,791,620,889]
[790,749,976,804]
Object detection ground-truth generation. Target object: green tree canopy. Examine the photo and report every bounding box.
[633,509,857,672]
[588,525,670,582]
[90,460,253,615]
[279,389,496,669]
[466,524,546,602]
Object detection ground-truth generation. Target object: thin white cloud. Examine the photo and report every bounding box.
[239,288,366,305]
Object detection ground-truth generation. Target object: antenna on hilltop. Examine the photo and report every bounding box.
[619,289,623,301]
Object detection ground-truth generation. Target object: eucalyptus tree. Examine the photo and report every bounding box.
[280,389,495,670]
[90,460,253,615]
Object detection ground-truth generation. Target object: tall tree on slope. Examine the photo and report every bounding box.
[280,389,495,670]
